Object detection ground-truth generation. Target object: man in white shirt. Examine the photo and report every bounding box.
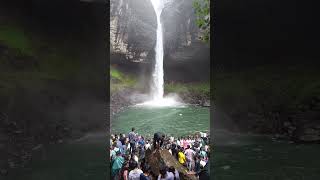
[184,145,196,172]
[145,140,151,150]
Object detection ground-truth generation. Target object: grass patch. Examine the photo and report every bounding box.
[110,66,137,92]
[213,65,320,111]
[0,24,34,55]
[165,82,210,97]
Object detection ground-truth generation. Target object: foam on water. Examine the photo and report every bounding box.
[136,96,184,107]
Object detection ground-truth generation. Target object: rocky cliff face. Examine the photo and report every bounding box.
[213,67,320,143]
[110,0,209,66]
[0,1,106,174]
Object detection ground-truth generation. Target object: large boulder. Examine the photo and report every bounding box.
[145,149,197,180]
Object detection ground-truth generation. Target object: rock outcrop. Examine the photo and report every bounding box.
[110,0,209,64]
[145,149,197,180]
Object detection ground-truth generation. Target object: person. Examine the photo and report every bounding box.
[138,145,145,160]
[199,147,207,160]
[169,136,174,143]
[170,142,178,160]
[158,166,174,180]
[125,137,131,153]
[194,155,201,177]
[145,140,151,150]
[153,132,165,149]
[131,150,139,164]
[111,151,124,180]
[198,160,209,180]
[182,138,188,149]
[128,128,137,153]
[168,166,180,180]
[177,148,186,166]
[111,143,119,161]
[199,157,207,169]
[111,135,114,147]
[176,138,181,148]
[116,136,124,154]
[120,134,126,145]
[140,164,152,180]
[120,160,130,180]
[128,160,143,180]
[138,136,145,147]
[184,145,196,172]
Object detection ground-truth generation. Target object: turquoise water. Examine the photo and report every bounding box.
[214,130,320,180]
[8,108,320,180]
[111,106,210,137]
[5,139,108,180]
[5,126,320,180]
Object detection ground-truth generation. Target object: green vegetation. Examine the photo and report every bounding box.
[165,82,210,97]
[193,0,210,42]
[214,65,320,133]
[0,24,34,56]
[214,66,320,108]
[110,66,137,93]
[110,66,210,99]
[0,23,87,99]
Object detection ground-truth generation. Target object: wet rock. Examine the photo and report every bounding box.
[145,149,197,180]
[202,100,210,107]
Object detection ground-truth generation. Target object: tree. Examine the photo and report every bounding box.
[193,0,210,42]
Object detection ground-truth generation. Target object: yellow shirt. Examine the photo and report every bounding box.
[178,152,186,164]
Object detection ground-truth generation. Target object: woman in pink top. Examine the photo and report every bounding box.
[183,139,188,149]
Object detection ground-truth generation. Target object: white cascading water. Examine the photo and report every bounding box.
[137,0,182,107]
[150,0,165,100]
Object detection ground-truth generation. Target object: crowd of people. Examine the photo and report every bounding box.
[110,128,210,180]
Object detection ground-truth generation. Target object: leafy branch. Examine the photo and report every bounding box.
[193,0,210,42]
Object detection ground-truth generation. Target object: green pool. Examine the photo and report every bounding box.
[111,106,210,137]
[4,134,108,180]
[214,130,320,180]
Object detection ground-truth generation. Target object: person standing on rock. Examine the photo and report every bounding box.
[170,142,178,160]
[153,132,165,150]
[128,128,137,154]
[184,145,196,172]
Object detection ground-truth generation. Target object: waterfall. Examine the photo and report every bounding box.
[137,0,182,107]
[150,0,165,100]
